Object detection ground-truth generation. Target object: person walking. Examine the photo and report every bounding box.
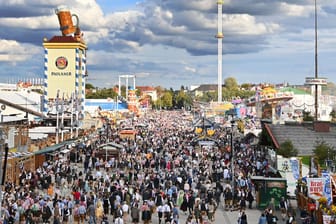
[141,201,151,224]
[131,203,140,224]
[88,202,97,224]
[246,190,254,209]
[41,203,52,224]
[78,202,87,224]
[96,201,104,223]
[287,212,296,224]
[172,203,179,224]
[258,213,267,224]
[238,209,248,224]
[279,197,288,221]
[156,204,164,224]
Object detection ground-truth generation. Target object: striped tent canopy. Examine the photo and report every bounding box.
[1,151,33,159]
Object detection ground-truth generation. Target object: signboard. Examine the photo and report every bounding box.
[47,48,77,99]
[307,178,325,198]
[305,77,327,85]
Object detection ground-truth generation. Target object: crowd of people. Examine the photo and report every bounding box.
[0,110,292,224]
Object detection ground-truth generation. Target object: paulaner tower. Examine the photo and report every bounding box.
[42,5,87,116]
[216,0,224,103]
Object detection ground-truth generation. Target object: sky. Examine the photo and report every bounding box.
[0,0,335,90]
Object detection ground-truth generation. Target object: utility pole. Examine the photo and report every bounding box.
[314,0,318,121]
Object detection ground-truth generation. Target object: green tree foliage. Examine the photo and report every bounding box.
[136,88,142,97]
[86,87,117,99]
[161,91,173,109]
[259,128,274,147]
[175,89,193,109]
[196,91,217,102]
[313,140,335,165]
[277,140,298,158]
[222,77,255,102]
[224,77,239,90]
[85,83,95,89]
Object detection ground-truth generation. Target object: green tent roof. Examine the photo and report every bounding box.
[34,140,77,155]
[279,87,309,95]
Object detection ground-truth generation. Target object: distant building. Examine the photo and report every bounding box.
[137,86,157,101]
[191,84,221,98]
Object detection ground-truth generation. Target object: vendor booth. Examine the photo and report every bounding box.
[251,176,287,209]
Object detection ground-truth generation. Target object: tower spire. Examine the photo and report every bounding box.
[216,0,224,103]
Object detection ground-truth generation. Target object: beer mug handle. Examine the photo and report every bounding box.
[72,14,79,27]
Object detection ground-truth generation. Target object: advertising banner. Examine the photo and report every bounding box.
[307,178,325,198]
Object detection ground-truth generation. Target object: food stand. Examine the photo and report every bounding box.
[251,176,287,209]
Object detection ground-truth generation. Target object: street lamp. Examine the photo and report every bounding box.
[229,120,236,201]
[105,120,110,162]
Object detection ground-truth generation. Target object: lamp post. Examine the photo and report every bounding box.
[56,90,60,144]
[230,128,234,194]
[229,120,236,198]
[105,120,110,162]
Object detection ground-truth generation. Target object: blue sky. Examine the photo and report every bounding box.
[97,0,138,12]
[0,0,335,90]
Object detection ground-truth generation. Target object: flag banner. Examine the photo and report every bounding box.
[321,171,332,206]
[310,157,318,176]
[290,158,300,180]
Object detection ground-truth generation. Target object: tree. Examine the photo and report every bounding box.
[259,128,275,147]
[313,140,335,165]
[175,89,193,109]
[224,77,239,90]
[86,87,117,99]
[161,91,173,109]
[85,83,95,89]
[277,140,298,158]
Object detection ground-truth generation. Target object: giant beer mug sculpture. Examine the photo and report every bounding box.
[55,5,79,36]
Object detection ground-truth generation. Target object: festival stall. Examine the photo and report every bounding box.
[251,176,287,209]
[297,174,335,224]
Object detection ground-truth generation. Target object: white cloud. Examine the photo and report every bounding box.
[0,39,40,62]
[224,14,280,35]
[280,2,313,17]
[184,66,197,73]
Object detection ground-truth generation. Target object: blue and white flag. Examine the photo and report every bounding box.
[290,158,300,180]
[321,171,332,206]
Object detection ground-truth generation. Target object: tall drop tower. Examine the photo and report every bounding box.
[216,0,224,103]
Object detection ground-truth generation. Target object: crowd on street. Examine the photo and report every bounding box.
[0,110,296,224]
